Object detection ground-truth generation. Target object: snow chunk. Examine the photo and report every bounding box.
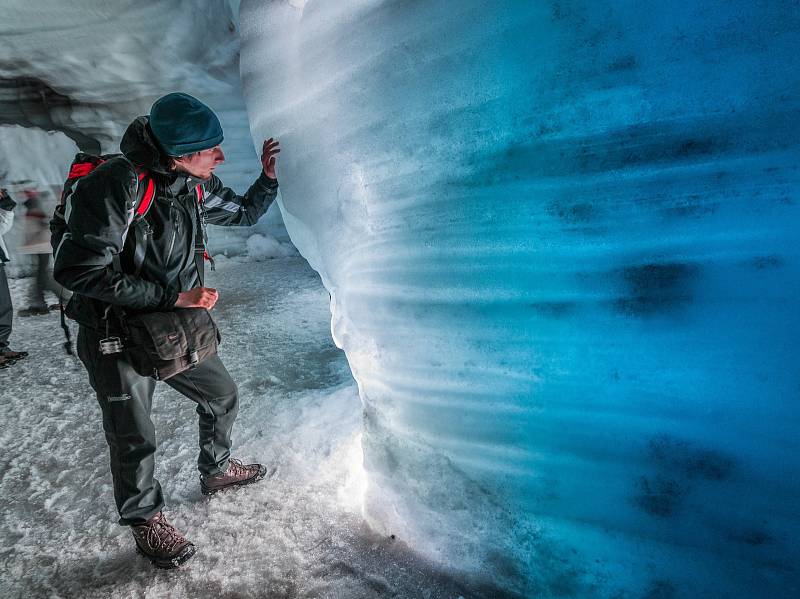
[245,233,296,260]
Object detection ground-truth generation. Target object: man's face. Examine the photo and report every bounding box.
[172,145,225,180]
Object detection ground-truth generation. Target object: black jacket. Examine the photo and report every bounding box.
[54,116,278,330]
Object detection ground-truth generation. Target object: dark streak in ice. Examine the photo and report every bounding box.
[615,262,699,316]
[733,528,773,547]
[606,54,638,73]
[647,434,734,481]
[641,579,677,599]
[633,435,736,519]
[634,476,686,517]
[528,301,577,318]
[751,255,784,270]
[547,201,599,224]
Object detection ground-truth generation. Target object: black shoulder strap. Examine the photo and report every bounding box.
[194,248,205,287]
[132,218,152,277]
[193,185,206,287]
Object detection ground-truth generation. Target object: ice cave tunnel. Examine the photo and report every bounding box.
[1,1,798,597]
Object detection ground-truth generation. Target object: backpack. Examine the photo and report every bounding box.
[48,153,157,355]
[51,152,212,279]
[50,153,156,277]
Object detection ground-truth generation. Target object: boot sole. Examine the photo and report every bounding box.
[136,542,196,569]
[0,354,27,363]
[200,465,273,496]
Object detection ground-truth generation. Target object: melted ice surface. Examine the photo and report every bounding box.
[240,1,800,595]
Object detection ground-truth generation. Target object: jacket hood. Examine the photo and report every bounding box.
[120,116,172,175]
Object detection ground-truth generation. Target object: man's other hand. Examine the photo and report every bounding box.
[261,138,280,180]
[175,287,219,309]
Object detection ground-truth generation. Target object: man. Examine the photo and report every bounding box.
[53,92,281,568]
[0,187,29,369]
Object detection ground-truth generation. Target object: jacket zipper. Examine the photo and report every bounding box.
[164,201,178,268]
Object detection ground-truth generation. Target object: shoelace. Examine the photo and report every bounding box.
[142,515,186,552]
[227,458,251,478]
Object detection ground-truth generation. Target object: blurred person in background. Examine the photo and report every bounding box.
[17,188,69,316]
[0,187,29,369]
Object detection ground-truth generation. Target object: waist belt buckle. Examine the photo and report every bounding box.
[188,349,199,365]
[99,336,124,355]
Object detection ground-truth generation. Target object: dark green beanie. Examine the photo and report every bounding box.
[149,92,224,156]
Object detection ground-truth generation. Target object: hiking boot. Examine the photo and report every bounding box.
[0,348,28,362]
[131,512,196,569]
[200,458,267,495]
[19,306,50,317]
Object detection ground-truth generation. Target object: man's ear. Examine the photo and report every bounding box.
[169,155,187,172]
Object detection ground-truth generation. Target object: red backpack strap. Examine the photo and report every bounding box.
[61,154,108,206]
[134,170,155,218]
[67,161,99,179]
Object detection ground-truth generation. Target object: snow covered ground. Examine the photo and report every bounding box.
[0,257,499,599]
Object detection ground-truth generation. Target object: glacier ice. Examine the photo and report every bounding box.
[240,0,800,596]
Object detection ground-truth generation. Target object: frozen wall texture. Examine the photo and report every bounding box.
[239,1,800,597]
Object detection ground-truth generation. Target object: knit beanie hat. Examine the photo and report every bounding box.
[149,92,224,156]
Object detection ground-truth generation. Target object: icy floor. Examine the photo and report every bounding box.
[0,257,492,599]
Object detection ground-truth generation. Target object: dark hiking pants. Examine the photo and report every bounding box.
[77,325,239,525]
[29,253,63,308]
[0,264,12,350]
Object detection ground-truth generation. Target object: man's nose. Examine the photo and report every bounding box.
[215,147,225,163]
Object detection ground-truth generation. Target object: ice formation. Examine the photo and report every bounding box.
[240,1,800,595]
[1,0,798,595]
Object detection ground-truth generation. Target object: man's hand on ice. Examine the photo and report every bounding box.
[175,287,219,310]
[260,138,280,180]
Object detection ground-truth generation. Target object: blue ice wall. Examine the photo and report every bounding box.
[240,1,800,596]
